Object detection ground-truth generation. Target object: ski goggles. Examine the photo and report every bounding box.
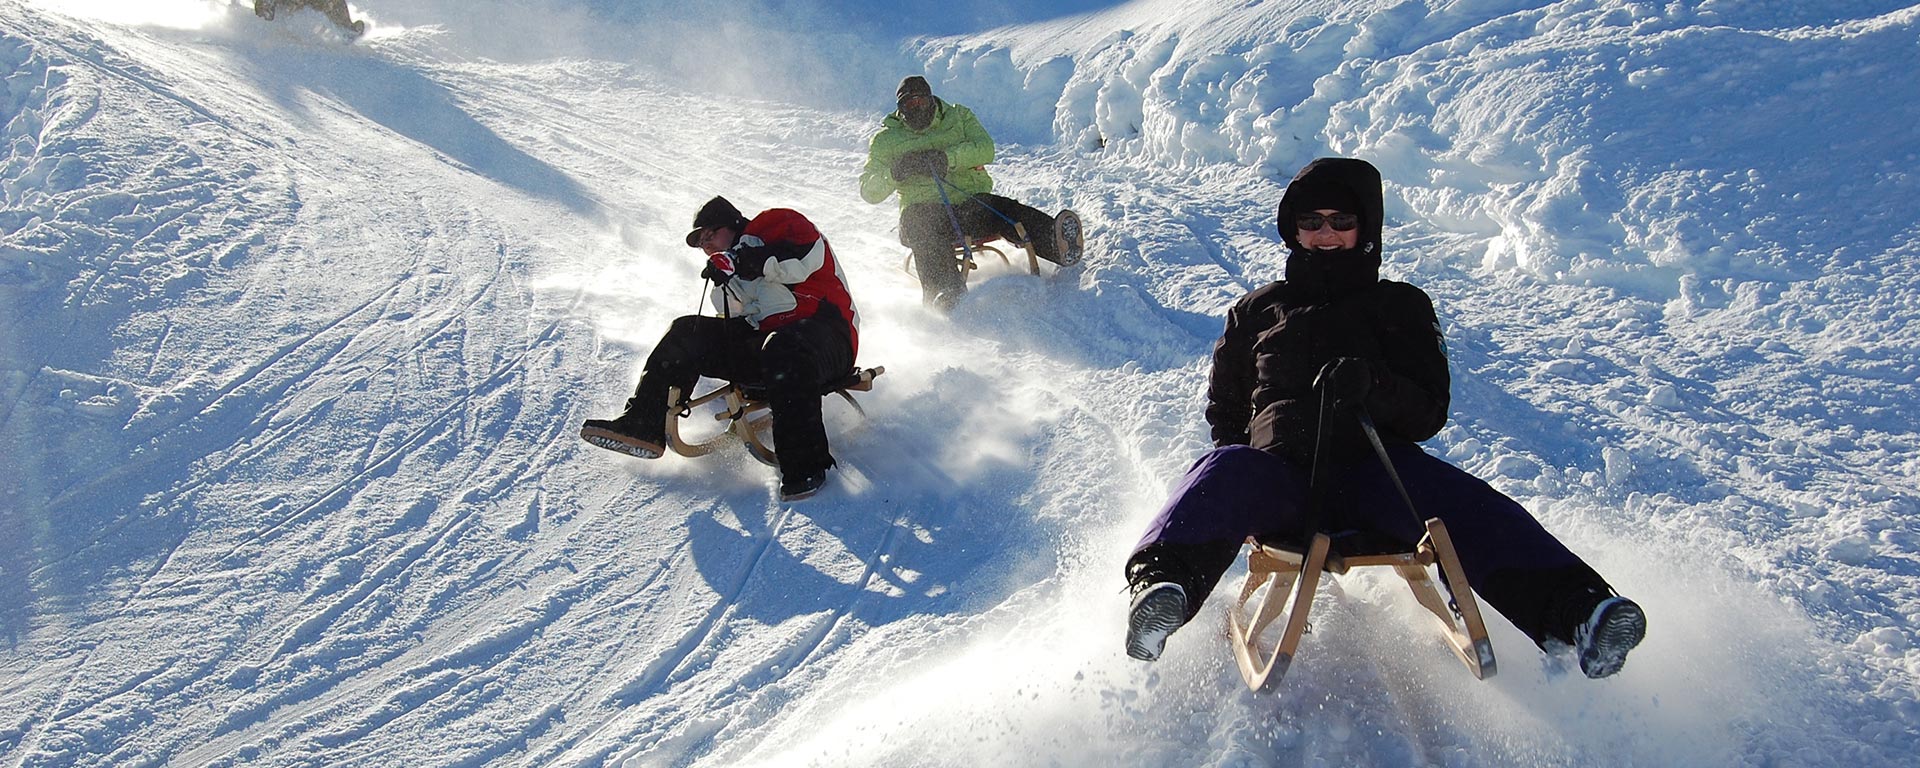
[1294,212,1360,232]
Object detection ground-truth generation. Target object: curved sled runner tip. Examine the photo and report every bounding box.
[1226,518,1496,693]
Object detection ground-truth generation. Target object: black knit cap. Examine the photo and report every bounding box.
[896,75,933,101]
[685,196,749,248]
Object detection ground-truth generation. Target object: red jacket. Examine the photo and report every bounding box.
[709,208,860,356]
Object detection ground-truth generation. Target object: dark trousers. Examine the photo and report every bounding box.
[630,313,854,478]
[900,193,1058,302]
[1130,445,1611,646]
[269,1,355,26]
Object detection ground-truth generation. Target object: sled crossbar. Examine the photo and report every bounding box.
[1227,517,1496,693]
[665,366,885,467]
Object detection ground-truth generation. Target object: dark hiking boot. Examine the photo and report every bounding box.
[1125,582,1188,661]
[579,399,665,459]
[1574,596,1646,679]
[779,467,830,502]
[1052,209,1084,266]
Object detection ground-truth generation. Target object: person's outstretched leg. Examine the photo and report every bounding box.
[1344,444,1647,677]
[970,193,1064,264]
[1124,446,1312,660]
[582,316,757,457]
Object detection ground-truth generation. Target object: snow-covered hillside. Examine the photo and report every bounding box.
[2,0,1916,766]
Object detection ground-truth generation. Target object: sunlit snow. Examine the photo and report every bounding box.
[3,1,1916,766]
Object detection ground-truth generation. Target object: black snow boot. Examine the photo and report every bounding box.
[1122,542,1236,661]
[1052,209,1084,266]
[778,466,831,502]
[580,398,666,459]
[1548,584,1646,678]
[1125,581,1187,661]
[1571,593,1646,679]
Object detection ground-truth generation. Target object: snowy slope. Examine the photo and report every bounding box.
[2,1,1916,766]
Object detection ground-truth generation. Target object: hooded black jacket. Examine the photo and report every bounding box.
[1205,158,1450,466]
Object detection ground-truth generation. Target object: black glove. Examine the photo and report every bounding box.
[890,148,948,182]
[728,245,770,281]
[1313,357,1375,411]
[702,251,735,285]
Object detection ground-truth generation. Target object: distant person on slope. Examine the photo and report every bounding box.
[1122,157,1647,679]
[859,75,1084,310]
[579,197,860,502]
[254,0,366,36]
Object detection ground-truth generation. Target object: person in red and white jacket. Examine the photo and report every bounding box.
[581,197,860,501]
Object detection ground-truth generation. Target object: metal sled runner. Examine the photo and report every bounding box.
[1226,519,1497,693]
[664,367,885,467]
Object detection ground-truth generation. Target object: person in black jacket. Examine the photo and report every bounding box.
[1123,157,1646,679]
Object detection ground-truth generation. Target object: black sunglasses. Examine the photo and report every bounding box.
[1295,212,1360,232]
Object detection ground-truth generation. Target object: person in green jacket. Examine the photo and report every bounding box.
[254,0,365,36]
[860,76,1083,309]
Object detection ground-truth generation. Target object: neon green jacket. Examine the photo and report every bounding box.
[859,99,996,210]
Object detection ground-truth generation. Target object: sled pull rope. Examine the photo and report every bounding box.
[1355,407,1428,530]
[1304,382,1339,534]
[932,169,976,270]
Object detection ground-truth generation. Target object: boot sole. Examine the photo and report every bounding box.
[779,473,830,502]
[778,485,823,502]
[580,426,664,459]
[1053,210,1084,266]
[1579,598,1646,678]
[1125,584,1187,661]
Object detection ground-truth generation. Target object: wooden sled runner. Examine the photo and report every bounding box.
[665,366,885,467]
[900,209,1083,280]
[903,229,1039,278]
[1227,518,1497,693]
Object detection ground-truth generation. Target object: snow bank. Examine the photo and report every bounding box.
[915,0,1920,291]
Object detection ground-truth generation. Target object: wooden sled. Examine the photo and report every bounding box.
[1227,517,1497,693]
[899,209,1085,280]
[902,226,1041,279]
[665,366,885,467]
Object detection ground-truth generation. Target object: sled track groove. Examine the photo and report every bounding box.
[535,500,803,768]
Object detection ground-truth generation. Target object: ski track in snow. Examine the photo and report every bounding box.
[3,1,1918,767]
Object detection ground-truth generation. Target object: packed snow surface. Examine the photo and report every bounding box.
[3,0,1917,766]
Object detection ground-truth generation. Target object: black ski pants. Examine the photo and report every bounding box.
[900,193,1058,303]
[629,312,854,478]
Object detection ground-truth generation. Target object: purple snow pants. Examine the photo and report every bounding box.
[1133,445,1603,644]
